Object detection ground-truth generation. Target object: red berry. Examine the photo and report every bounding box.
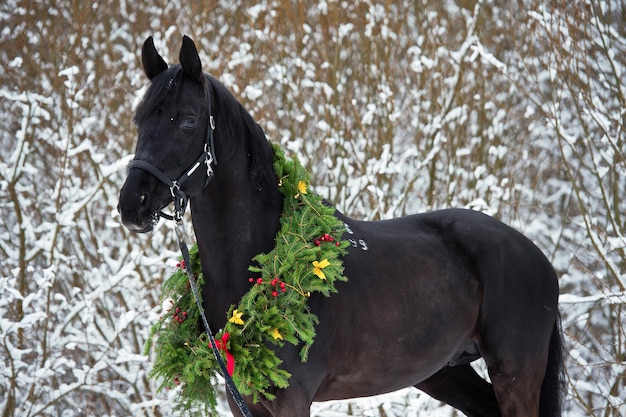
[272,291,278,297]
[256,278,263,284]
[314,239,321,246]
[335,241,340,247]
[182,311,187,317]
[249,278,254,283]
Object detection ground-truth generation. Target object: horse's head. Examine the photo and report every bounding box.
[118,36,214,232]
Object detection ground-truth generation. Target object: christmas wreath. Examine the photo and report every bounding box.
[145,143,348,412]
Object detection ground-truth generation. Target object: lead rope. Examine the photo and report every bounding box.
[175,221,254,417]
[173,84,252,417]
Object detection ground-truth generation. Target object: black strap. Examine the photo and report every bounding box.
[126,159,174,188]
[175,224,253,417]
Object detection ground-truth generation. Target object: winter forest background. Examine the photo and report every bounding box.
[1,0,624,416]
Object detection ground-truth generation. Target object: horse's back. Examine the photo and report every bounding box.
[343,207,558,300]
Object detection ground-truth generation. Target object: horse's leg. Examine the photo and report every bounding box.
[483,354,547,417]
[416,364,501,417]
[227,395,310,417]
[269,398,311,417]
[267,379,315,417]
[227,383,312,417]
[227,395,273,417]
[479,318,554,417]
[227,396,308,417]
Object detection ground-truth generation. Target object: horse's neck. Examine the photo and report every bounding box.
[190,161,282,327]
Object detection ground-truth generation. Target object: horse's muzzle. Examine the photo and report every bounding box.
[118,171,165,233]
[117,196,158,233]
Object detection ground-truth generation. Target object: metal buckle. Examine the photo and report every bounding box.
[205,143,214,177]
[170,180,180,198]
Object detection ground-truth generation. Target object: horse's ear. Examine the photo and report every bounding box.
[179,35,203,82]
[142,36,168,80]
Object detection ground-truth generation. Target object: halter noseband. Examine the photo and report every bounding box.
[126,84,217,224]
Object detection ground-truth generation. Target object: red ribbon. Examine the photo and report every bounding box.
[212,332,235,376]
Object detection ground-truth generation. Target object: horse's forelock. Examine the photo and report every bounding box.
[134,65,184,122]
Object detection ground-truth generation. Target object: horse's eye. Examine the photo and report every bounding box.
[182,118,196,130]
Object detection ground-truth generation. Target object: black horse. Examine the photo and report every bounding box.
[118,36,563,417]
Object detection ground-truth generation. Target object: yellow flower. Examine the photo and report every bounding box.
[312,259,330,280]
[228,309,244,325]
[295,180,308,198]
[271,328,283,340]
[298,181,308,195]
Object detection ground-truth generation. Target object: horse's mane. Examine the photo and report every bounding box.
[206,75,279,199]
[133,65,278,199]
